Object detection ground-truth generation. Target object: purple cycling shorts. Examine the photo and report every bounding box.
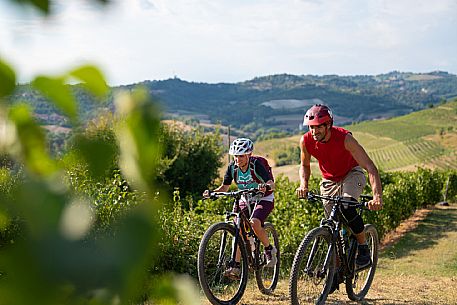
[234,199,274,225]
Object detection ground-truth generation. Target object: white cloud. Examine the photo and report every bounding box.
[0,0,456,85]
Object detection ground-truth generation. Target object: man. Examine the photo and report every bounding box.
[296,104,383,292]
[204,137,277,279]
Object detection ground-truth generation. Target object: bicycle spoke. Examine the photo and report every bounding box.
[198,222,248,305]
[290,227,335,305]
[346,224,379,301]
[255,222,280,294]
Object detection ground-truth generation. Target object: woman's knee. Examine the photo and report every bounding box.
[251,218,262,230]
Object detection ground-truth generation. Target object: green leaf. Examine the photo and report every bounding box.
[0,58,16,98]
[115,89,162,193]
[69,65,109,98]
[8,104,57,176]
[32,76,78,121]
[73,134,117,180]
[17,0,50,14]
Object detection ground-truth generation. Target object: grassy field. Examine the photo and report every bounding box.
[199,203,457,305]
[254,100,457,181]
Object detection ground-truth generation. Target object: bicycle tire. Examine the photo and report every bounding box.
[255,222,280,294]
[289,226,336,305]
[197,222,249,305]
[346,224,379,301]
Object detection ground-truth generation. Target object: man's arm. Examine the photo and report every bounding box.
[296,135,312,198]
[344,134,383,210]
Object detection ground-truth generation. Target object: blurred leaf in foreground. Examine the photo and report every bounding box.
[69,65,109,98]
[8,104,57,176]
[0,58,16,99]
[0,176,159,305]
[115,88,162,194]
[32,76,78,122]
[71,133,118,181]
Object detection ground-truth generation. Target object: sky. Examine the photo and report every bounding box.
[0,0,456,86]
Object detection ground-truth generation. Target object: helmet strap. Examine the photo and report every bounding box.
[318,124,332,143]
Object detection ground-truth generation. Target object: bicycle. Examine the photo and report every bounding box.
[197,187,280,305]
[289,192,379,305]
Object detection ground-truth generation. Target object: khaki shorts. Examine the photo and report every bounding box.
[320,166,366,217]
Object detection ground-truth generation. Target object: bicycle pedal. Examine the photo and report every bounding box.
[355,262,372,272]
[225,274,241,281]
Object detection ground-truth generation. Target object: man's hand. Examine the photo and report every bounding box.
[368,195,383,211]
[296,186,308,199]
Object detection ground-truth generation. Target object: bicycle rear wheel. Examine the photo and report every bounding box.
[346,224,379,301]
[197,222,248,305]
[289,227,336,305]
[255,222,280,294]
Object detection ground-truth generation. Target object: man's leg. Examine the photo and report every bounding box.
[341,168,371,268]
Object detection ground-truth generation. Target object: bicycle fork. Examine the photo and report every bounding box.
[305,235,334,279]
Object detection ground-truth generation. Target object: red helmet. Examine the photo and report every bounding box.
[303,104,333,126]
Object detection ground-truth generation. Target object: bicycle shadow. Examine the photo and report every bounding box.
[379,205,457,260]
[325,296,425,305]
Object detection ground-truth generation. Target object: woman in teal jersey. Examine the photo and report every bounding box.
[203,138,276,279]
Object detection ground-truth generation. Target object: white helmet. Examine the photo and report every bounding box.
[229,138,254,155]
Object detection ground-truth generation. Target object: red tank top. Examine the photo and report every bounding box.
[303,126,359,182]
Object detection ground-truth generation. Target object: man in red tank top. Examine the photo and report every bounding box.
[296,104,383,293]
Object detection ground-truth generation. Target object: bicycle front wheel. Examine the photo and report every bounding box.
[346,224,379,301]
[255,222,280,295]
[289,227,336,305]
[197,222,248,305]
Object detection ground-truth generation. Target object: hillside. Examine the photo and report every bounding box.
[138,71,457,133]
[8,71,457,137]
[254,100,457,181]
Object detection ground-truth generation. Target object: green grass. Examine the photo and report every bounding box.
[379,204,457,277]
[348,101,457,141]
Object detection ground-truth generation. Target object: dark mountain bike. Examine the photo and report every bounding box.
[289,192,379,305]
[198,188,280,305]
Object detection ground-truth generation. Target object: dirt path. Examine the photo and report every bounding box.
[202,203,457,305]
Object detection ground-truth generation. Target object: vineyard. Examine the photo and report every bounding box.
[254,100,457,179]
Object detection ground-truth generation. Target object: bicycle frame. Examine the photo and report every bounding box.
[226,195,262,269]
[210,188,265,270]
[309,193,370,280]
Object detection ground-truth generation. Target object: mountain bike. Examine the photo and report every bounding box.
[289,192,379,305]
[197,187,280,305]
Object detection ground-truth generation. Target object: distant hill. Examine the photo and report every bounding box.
[136,71,457,132]
[9,71,457,138]
[253,100,457,181]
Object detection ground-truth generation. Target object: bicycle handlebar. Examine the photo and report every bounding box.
[306,191,371,209]
[204,187,265,200]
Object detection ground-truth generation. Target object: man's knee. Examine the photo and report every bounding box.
[341,204,364,234]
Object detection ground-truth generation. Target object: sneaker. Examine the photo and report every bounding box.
[223,266,241,280]
[356,244,371,268]
[264,246,278,268]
